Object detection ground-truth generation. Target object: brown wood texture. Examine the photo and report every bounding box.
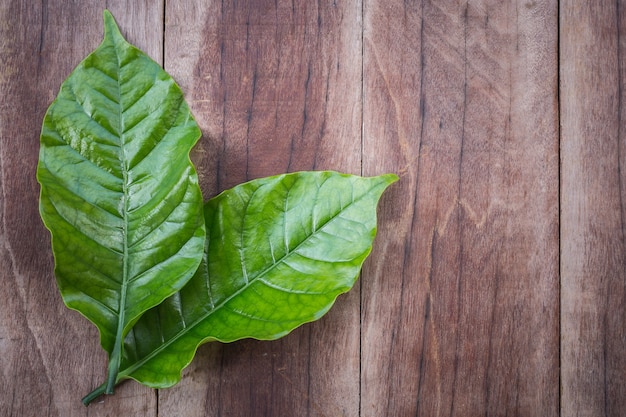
[560,1,626,415]
[0,1,623,416]
[361,1,559,415]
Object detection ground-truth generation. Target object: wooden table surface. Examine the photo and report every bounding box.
[1,1,625,416]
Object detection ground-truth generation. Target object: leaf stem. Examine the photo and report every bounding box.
[82,382,107,406]
[106,339,122,393]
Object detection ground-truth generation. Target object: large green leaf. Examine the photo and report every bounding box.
[37,10,205,394]
[83,171,396,403]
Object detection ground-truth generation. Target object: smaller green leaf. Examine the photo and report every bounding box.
[83,171,396,402]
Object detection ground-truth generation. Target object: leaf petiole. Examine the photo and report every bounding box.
[105,338,122,394]
[82,382,108,406]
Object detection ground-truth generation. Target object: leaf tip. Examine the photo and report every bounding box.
[376,173,399,188]
[383,173,400,184]
[102,9,125,43]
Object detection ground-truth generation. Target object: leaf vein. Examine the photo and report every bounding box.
[43,191,124,256]
[257,277,326,295]
[127,233,199,285]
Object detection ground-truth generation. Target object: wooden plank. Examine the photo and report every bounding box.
[0,2,162,415]
[560,1,626,415]
[158,1,363,415]
[361,0,559,415]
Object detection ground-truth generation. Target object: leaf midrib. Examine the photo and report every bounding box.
[118,179,374,381]
[105,34,131,392]
[118,50,130,332]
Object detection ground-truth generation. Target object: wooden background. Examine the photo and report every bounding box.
[1,0,625,416]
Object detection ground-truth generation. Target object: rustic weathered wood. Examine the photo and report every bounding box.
[361,0,560,415]
[158,1,363,416]
[5,1,626,416]
[0,2,162,416]
[560,1,626,416]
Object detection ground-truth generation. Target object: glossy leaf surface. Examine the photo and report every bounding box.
[37,10,205,393]
[85,171,396,398]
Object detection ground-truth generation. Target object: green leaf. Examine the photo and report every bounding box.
[37,10,205,395]
[82,171,397,402]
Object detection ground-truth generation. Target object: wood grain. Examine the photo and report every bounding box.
[361,0,559,415]
[0,2,163,415]
[158,1,363,416]
[560,1,626,415]
[4,0,625,416]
